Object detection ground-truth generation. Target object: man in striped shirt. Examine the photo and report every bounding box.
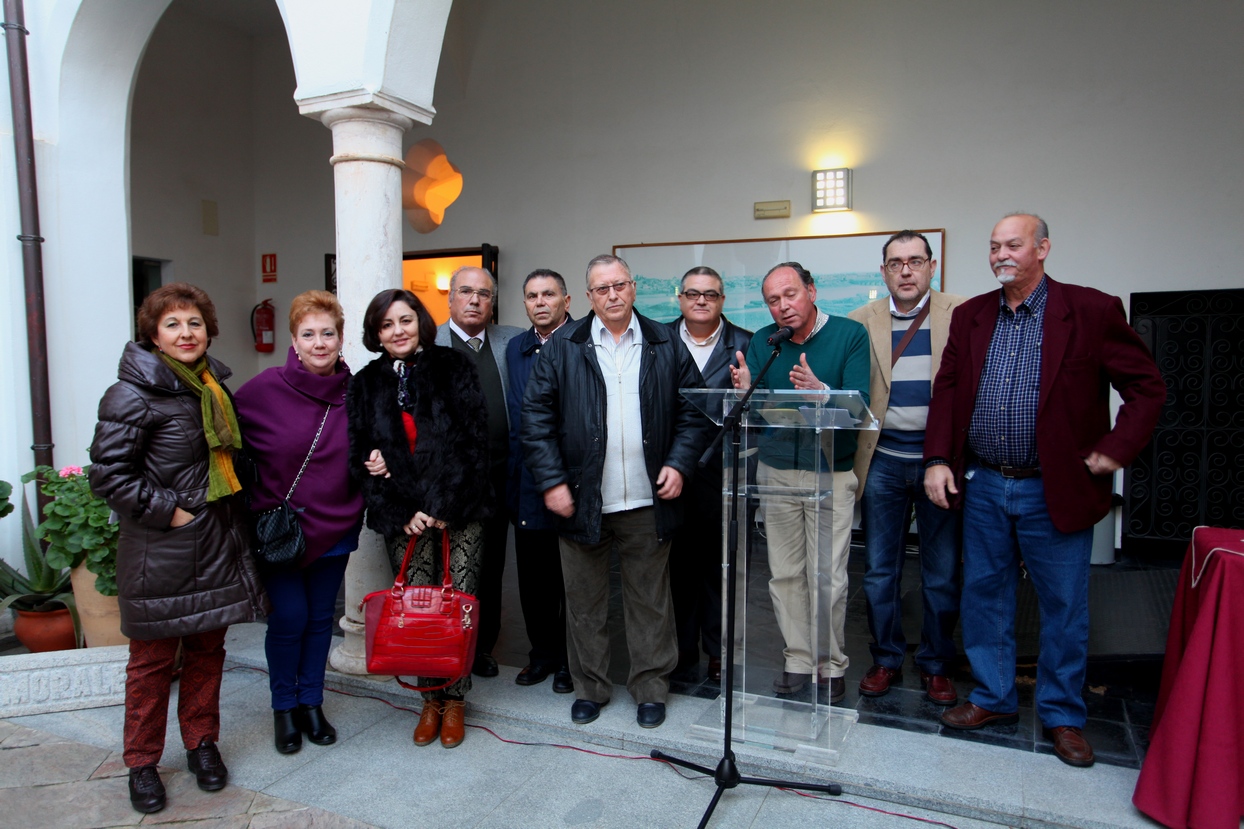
[849,231,965,705]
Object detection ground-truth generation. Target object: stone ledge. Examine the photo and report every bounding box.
[0,645,128,717]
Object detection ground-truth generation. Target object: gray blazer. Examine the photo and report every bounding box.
[436,321,523,425]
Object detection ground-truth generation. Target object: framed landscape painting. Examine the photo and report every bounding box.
[615,230,946,331]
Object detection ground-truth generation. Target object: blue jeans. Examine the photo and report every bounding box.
[262,553,351,710]
[862,451,961,674]
[961,465,1093,728]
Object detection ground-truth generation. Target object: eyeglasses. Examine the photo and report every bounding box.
[884,256,930,274]
[455,286,493,302]
[680,290,723,302]
[589,280,634,297]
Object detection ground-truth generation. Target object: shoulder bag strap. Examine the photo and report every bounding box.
[890,301,932,368]
[284,405,332,501]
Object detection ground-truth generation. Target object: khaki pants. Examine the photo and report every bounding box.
[757,463,857,679]
[560,507,678,704]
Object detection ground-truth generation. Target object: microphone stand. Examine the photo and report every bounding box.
[652,339,841,829]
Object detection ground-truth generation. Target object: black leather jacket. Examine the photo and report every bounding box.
[89,342,269,640]
[520,312,711,543]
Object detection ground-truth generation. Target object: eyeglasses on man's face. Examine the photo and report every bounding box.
[589,280,634,298]
[884,256,929,274]
[455,286,493,302]
[680,289,723,302]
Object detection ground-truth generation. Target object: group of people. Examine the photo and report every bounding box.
[86,210,1165,815]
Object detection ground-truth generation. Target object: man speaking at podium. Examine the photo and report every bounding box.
[730,262,870,703]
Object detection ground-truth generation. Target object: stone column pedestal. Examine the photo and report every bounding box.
[321,106,412,678]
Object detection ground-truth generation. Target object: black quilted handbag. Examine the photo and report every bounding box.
[252,405,330,565]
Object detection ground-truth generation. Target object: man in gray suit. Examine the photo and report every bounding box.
[436,265,522,676]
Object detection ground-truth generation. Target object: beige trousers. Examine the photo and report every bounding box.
[757,463,857,679]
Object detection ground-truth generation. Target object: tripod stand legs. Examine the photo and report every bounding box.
[651,747,841,828]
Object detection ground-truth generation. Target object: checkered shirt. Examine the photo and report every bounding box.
[967,277,1048,467]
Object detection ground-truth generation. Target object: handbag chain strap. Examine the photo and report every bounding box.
[284,405,332,501]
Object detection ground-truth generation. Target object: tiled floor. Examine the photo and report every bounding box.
[483,534,1164,770]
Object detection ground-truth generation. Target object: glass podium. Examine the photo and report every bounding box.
[680,388,878,765]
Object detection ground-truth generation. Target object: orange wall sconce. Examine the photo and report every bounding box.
[403,138,463,233]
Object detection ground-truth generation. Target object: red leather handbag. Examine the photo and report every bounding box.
[361,530,479,692]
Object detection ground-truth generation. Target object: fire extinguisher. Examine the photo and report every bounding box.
[251,299,276,353]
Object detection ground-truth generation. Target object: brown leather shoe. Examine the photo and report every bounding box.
[413,701,443,746]
[707,657,722,683]
[440,700,466,748]
[859,665,901,697]
[772,671,812,694]
[817,675,846,703]
[920,672,958,706]
[940,701,1018,730]
[1046,726,1095,767]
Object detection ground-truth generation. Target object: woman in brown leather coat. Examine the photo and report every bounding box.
[89,283,269,816]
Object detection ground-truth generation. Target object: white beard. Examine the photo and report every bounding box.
[994,259,1018,285]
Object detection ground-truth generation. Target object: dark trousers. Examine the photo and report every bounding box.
[514,526,567,667]
[123,627,227,768]
[861,451,962,675]
[476,465,510,656]
[670,477,723,661]
[261,553,351,710]
[560,507,678,704]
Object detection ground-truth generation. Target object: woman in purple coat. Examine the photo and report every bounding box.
[235,291,364,755]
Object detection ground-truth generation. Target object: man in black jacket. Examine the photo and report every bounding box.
[665,266,752,683]
[521,254,710,729]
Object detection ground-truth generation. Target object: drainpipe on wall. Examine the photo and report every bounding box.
[3,0,54,511]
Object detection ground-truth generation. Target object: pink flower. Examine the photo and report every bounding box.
[58,465,84,478]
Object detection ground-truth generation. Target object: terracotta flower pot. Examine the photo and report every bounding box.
[13,607,77,652]
[69,563,129,647]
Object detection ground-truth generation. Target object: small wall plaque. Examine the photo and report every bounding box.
[754,200,791,220]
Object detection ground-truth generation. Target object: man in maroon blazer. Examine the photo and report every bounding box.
[923,213,1164,767]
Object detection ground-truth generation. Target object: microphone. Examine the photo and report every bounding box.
[767,326,795,346]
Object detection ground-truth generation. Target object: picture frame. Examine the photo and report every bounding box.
[614,229,946,331]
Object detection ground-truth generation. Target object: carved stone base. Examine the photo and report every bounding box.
[0,645,128,716]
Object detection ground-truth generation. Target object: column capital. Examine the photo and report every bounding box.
[319,105,415,133]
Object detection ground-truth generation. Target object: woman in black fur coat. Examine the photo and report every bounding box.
[345,289,491,749]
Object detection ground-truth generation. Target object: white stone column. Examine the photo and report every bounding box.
[322,106,412,677]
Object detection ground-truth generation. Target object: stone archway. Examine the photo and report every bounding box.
[47,0,452,462]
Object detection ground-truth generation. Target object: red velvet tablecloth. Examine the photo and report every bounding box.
[1133,527,1244,829]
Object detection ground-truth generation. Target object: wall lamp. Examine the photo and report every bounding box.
[812,168,852,212]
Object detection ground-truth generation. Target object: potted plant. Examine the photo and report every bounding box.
[22,465,126,647]
[0,483,80,652]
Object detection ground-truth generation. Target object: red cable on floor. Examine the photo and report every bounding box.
[225,665,960,828]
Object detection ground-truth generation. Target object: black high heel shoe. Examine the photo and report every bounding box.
[273,708,302,754]
[295,703,337,745]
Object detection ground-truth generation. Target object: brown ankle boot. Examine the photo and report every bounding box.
[440,699,465,748]
[413,701,443,746]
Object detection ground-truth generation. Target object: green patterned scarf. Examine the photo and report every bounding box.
[158,353,243,501]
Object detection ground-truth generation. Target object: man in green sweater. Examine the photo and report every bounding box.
[730,261,870,702]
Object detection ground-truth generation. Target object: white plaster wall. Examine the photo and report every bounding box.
[129,4,258,383]
[402,0,1244,325]
[251,31,335,376]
